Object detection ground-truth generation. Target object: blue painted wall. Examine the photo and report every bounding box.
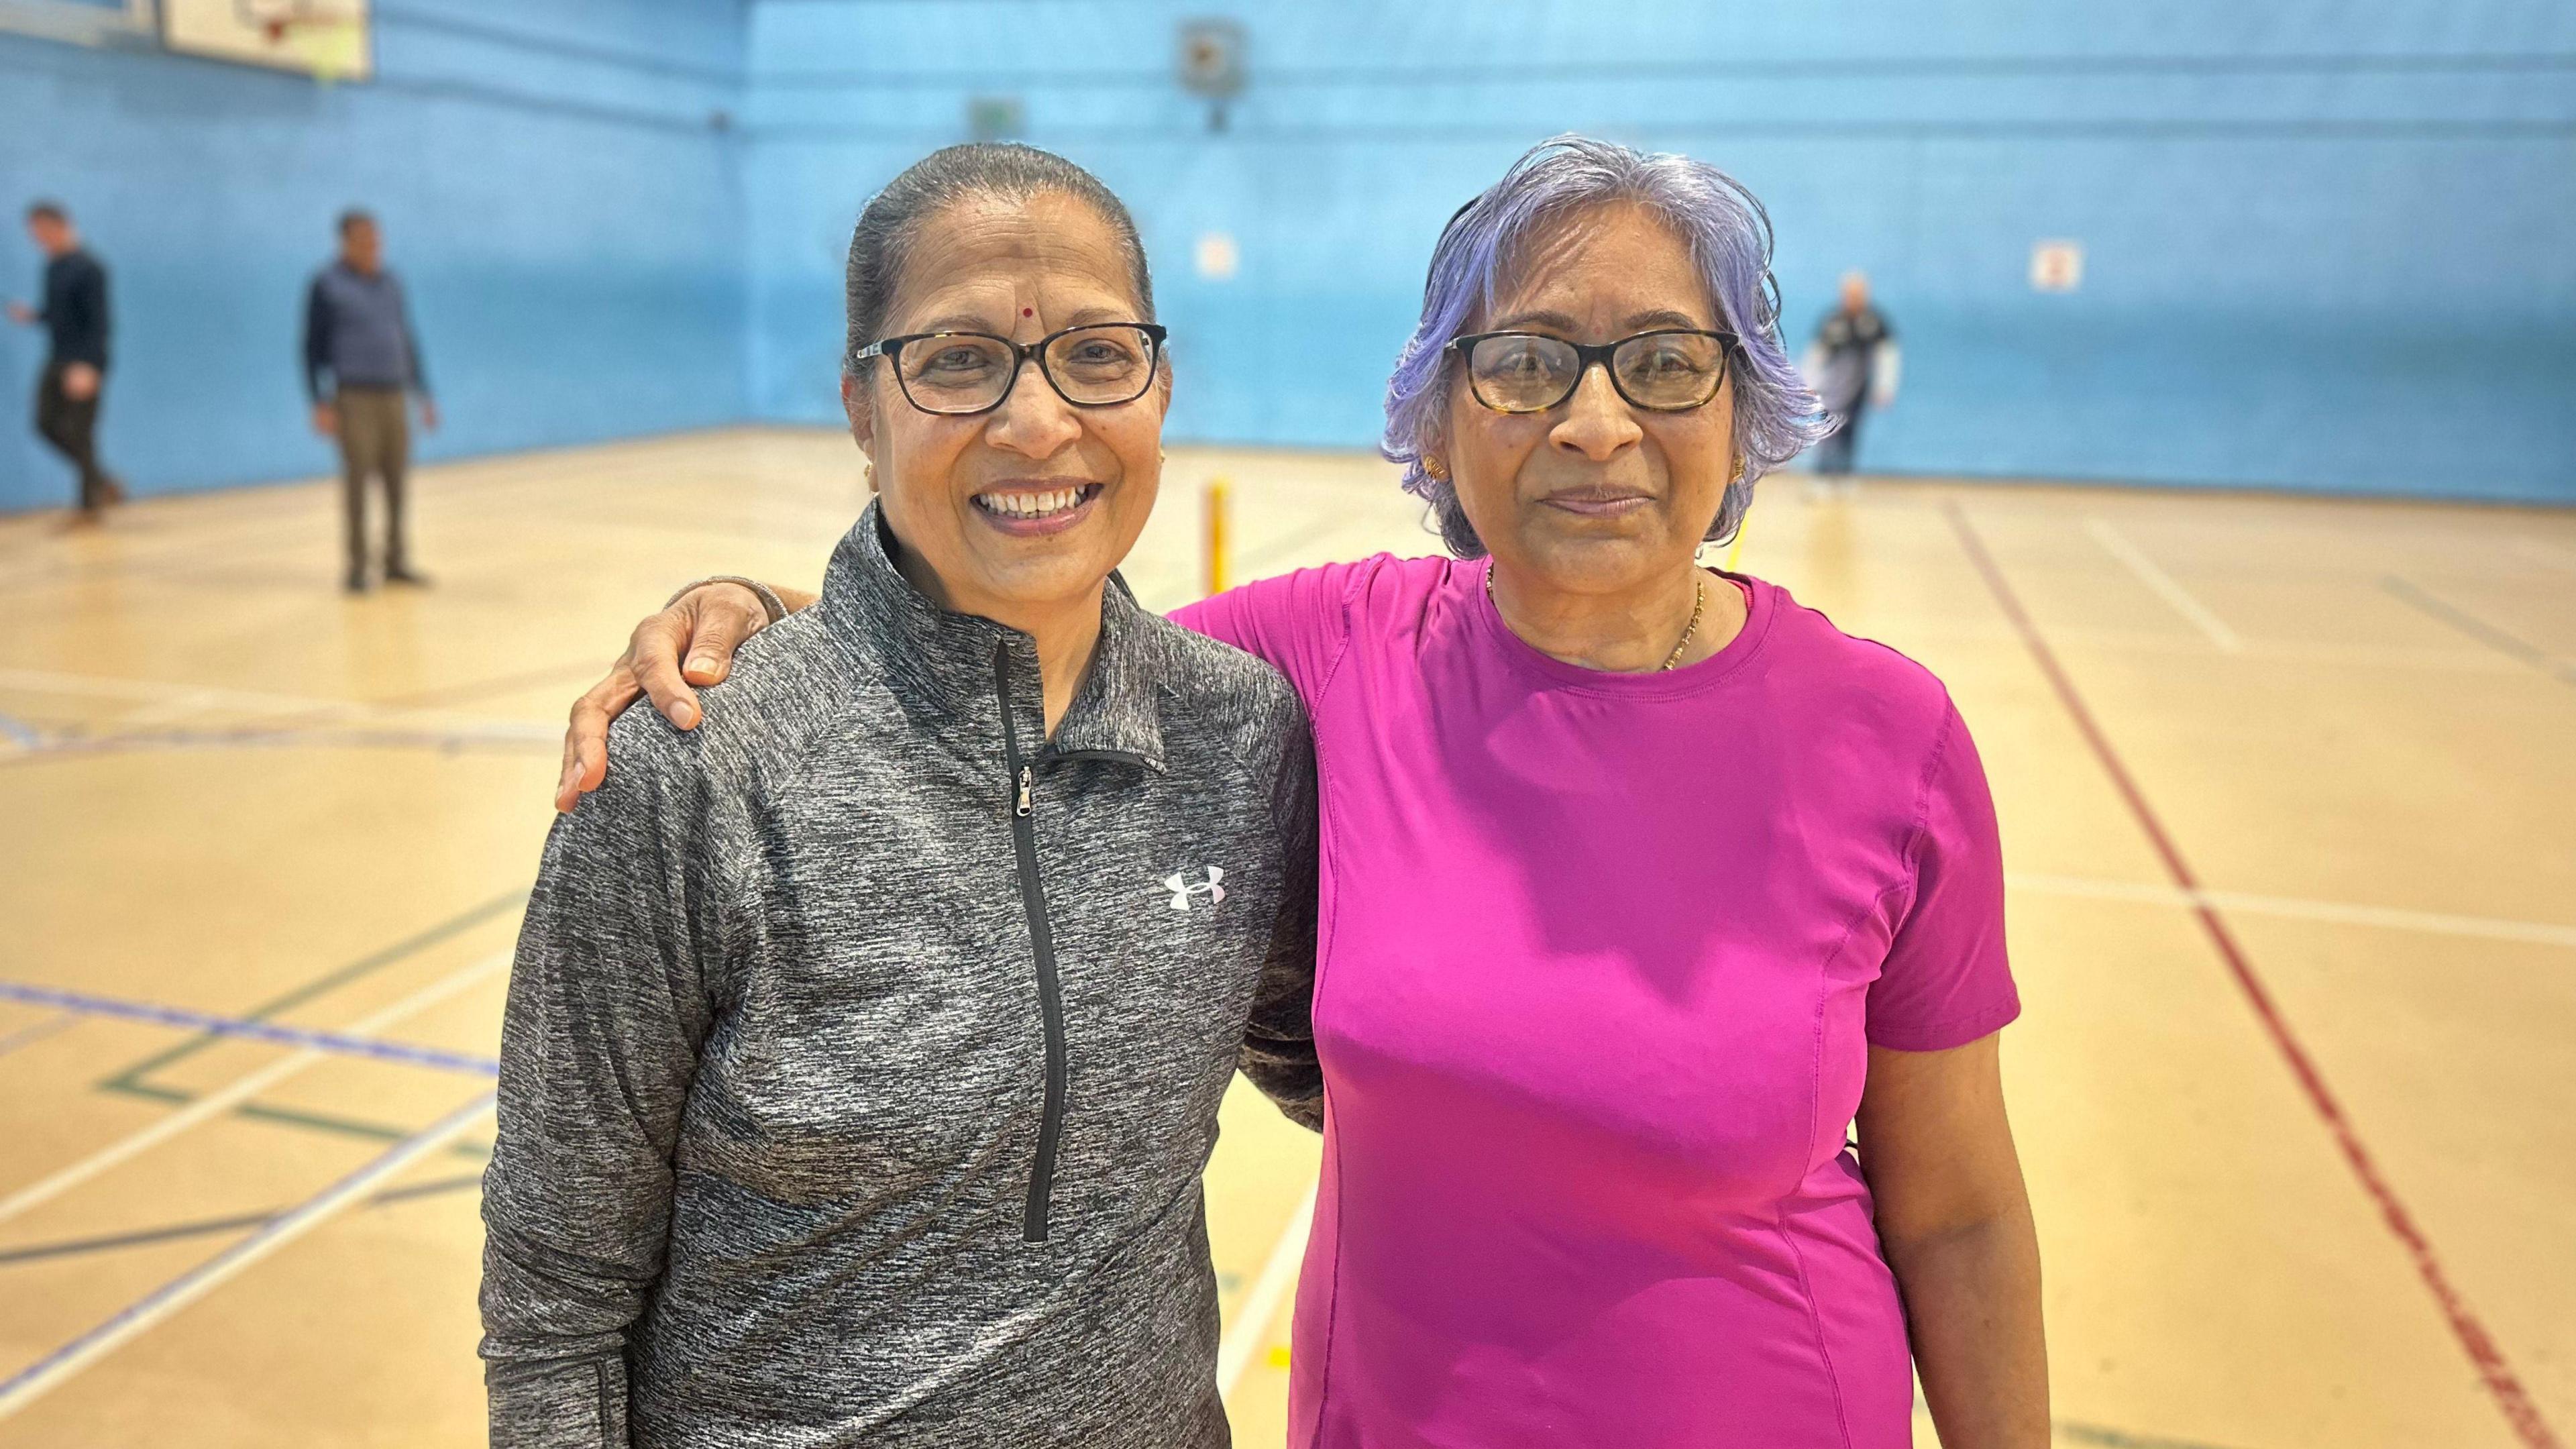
[7,2,2573,508]
[745,1,2576,503]
[0,0,747,508]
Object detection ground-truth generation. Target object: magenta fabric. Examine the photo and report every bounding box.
[1171,553,2018,1448]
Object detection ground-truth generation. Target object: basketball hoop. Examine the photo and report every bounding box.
[234,0,366,82]
[1176,19,1247,133]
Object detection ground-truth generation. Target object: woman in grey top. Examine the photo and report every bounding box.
[479,145,1321,1448]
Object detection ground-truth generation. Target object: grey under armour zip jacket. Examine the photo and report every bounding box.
[478,504,1322,1449]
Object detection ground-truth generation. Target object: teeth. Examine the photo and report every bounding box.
[976,486,1089,519]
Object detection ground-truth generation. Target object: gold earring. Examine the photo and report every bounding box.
[1423,456,1448,482]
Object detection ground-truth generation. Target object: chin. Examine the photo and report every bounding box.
[1521,531,1674,588]
[971,549,1118,604]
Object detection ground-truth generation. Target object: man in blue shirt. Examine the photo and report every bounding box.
[304,209,437,591]
[7,201,125,521]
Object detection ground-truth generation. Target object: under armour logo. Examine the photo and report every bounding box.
[1163,866,1226,910]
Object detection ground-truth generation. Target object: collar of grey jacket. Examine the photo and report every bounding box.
[813,500,1169,772]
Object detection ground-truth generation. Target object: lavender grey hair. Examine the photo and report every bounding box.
[1384,135,1830,557]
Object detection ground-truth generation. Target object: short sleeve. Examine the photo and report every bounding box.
[1866,702,2019,1052]
[1167,561,1368,709]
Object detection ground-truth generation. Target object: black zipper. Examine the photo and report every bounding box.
[995,643,1069,1243]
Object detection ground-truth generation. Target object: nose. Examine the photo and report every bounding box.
[985,355,1083,460]
[1550,362,1644,463]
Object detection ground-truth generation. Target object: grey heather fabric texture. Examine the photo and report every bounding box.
[480,503,1322,1448]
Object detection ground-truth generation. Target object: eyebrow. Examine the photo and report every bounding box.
[912,313,1006,335]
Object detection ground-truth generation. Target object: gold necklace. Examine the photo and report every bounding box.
[1487,567,1707,672]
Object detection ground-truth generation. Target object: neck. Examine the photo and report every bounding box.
[890,545,1104,734]
[1487,557,1743,674]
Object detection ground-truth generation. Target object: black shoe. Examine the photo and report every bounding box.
[384,566,431,588]
[345,573,372,594]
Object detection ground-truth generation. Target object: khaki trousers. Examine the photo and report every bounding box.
[335,387,411,580]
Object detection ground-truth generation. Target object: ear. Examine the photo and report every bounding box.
[842,373,879,486]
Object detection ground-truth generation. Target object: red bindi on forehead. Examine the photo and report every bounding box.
[1022,308,1034,318]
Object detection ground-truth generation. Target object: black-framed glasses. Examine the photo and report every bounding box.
[855,323,1168,416]
[1448,328,1737,415]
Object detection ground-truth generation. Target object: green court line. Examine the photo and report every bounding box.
[87,887,524,1159]
[101,1078,491,1160]
[97,887,526,1095]
[0,1174,486,1267]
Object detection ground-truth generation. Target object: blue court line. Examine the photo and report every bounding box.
[0,981,499,1077]
[2384,576,2576,687]
[0,1091,496,1418]
[0,711,40,749]
[0,1174,485,1267]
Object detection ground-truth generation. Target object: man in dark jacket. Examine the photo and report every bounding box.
[305,209,437,591]
[7,201,123,521]
[1803,270,1901,481]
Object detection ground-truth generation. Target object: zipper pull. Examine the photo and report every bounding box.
[1016,765,1033,818]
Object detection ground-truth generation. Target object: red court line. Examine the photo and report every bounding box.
[1942,500,2562,1449]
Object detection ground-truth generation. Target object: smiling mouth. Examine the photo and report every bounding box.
[1542,489,1654,515]
[973,483,1102,520]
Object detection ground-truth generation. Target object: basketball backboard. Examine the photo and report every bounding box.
[160,0,370,80]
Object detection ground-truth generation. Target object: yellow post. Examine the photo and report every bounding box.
[1205,478,1231,596]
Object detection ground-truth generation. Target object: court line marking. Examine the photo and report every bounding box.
[2383,576,2576,688]
[0,1174,485,1267]
[0,665,555,735]
[1,724,558,767]
[0,1089,497,1423]
[2086,519,2245,652]
[0,980,501,1076]
[1831,616,2516,676]
[1216,1179,1319,1402]
[1947,500,2563,1449]
[2054,1421,2247,1449]
[0,951,508,1228]
[2006,873,2576,951]
[0,1013,78,1059]
[103,888,525,1094]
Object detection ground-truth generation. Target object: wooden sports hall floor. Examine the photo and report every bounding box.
[1,427,2569,1448]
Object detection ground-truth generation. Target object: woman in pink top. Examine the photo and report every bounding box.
[560,136,2047,1446]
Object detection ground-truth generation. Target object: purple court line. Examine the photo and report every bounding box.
[0,981,499,1077]
[1945,501,2563,1449]
[0,1091,496,1420]
[0,1013,77,1059]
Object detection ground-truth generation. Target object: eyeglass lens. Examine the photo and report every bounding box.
[896,325,1159,413]
[1467,331,1726,413]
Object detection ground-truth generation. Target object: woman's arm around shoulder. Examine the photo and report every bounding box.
[551,558,1383,813]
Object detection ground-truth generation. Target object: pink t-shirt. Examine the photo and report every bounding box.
[1173,553,2017,1448]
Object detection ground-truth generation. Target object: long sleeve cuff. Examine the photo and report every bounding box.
[486,1355,629,1448]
